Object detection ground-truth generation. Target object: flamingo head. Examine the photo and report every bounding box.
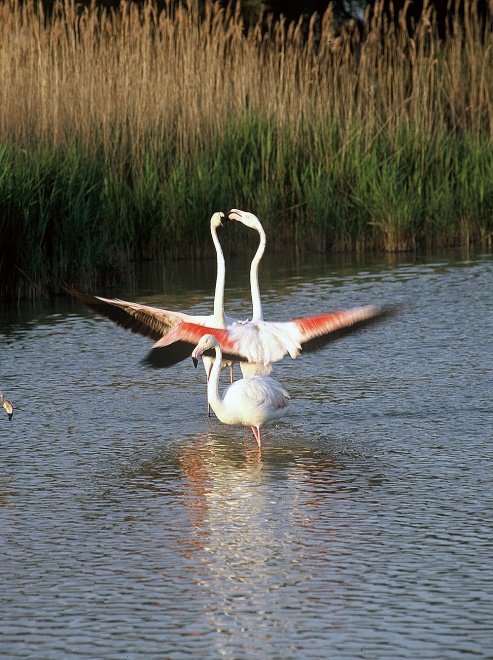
[226,209,263,233]
[191,334,219,367]
[210,211,224,230]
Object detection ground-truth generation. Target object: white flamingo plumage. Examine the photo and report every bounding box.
[192,334,290,448]
[66,212,237,415]
[142,207,270,377]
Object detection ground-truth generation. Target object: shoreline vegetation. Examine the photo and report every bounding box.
[1,0,492,299]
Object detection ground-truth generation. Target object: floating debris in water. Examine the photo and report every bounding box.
[0,392,14,421]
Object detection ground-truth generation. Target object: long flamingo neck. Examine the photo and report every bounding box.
[250,227,266,323]
[207,345,224,414]
[211,225,226,326]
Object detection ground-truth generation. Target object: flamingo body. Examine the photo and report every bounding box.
[192,334,290,447]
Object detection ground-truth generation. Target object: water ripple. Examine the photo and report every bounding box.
[1,252,492,658]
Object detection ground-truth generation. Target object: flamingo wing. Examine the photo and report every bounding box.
[142,304,395,369]
[242,377,290,410]
[288,304,396,353]
[65,286,190,341]
[143,321,246,369]
[227,305,395,363]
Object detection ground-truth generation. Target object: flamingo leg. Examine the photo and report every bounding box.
[251,426,262,448]
[229,365,234,384]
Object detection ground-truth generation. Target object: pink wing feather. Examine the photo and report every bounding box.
[289,305,389,347]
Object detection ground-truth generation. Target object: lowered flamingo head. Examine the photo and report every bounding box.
[210,211,224,230]
[191,333,220,368]
[226,209,263,233]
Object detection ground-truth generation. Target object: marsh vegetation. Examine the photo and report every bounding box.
[1,0,492,298]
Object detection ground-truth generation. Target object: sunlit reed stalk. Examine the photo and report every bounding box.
[0,0,492,297]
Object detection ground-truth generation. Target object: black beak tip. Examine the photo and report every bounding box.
[192,357,198,368]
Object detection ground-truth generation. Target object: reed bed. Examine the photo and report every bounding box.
[1,0,492,298]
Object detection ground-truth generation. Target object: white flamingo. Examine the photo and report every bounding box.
[192,334,290,448]
[66,212,237,415]
[146,210,394,371]
[0,392,13,421]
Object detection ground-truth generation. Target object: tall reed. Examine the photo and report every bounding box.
[0,0,492,297]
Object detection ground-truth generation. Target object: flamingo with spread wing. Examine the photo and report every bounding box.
[68,208,395,391]
[145,304,393,370]
[145,209,395,372]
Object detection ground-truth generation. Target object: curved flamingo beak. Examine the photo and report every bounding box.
[191,344,204,368]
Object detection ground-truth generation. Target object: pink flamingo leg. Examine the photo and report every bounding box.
[251,426,262,448]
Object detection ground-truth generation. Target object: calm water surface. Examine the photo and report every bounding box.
[1,251,492,659]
